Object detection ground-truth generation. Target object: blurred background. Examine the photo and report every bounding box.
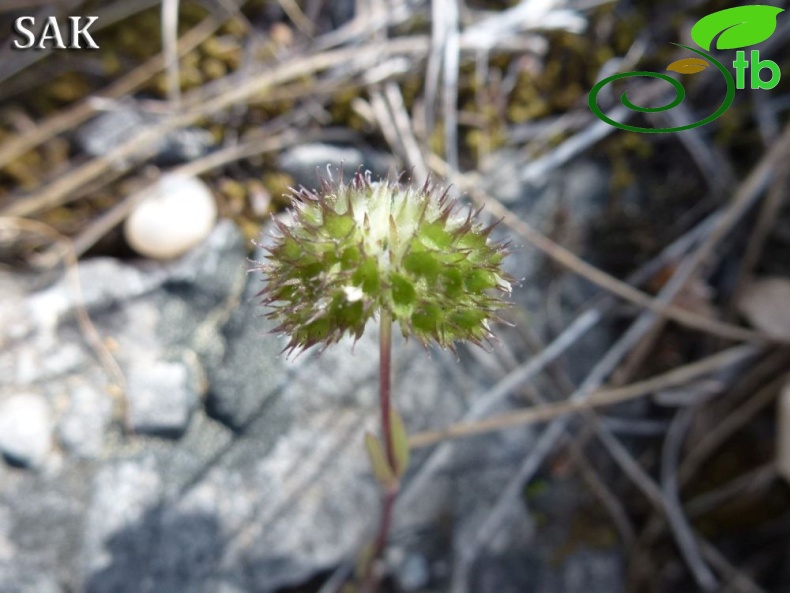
[1,0,789,592]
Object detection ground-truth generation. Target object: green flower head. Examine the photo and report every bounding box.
[253,168,511,354]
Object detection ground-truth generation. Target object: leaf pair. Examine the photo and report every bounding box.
[691,5,783,51]
[364,407,410,489]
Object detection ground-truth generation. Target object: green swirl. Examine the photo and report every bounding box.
[588,44,736,133]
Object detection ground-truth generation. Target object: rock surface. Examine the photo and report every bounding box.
[0,393,53,468]
[277,143,397,189]
[125,354,202,437]
[77,107,215,165]
[58,381,112,460]
[0,157,618,593]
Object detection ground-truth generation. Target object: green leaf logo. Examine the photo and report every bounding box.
[691,5,784,51]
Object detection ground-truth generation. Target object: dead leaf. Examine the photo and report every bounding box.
[737,277,790,339]
[667,57,710,74]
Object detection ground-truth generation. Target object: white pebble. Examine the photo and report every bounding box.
[0,393,53,468]
[124,173,217,259]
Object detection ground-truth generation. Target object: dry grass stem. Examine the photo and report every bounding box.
[409,345,759,448]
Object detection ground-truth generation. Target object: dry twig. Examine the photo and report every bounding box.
[409,345,759,448]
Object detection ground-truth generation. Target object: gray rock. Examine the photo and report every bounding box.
[0,506,15,564]
[82,456,164,579]
[470,552,543,593]
[480,149,528,204]
[466,544,623,593]
[202,235,288,430]
[85,507,224,593]
[394,551,431,591]
[77,106,144,157]
[0,393,53,468]
[481,151,608,215]
[540,548,623,593]
[202,301,287,430]
[58,381,113,459]
[0,461,93,592]
[0,574,62,593]
[125,352,203,438]
[186,406,380,592]
[77,105,214,165]
[0,220,248,451]
[0,221,249,590]
[327,0,355,27]
[23,257,165,348]
[277,142,398,189]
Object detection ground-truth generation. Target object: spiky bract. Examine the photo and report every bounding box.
[254,168,511,354]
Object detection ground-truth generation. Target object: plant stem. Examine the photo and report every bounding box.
[379,308,395,469]
[364,309,399,592]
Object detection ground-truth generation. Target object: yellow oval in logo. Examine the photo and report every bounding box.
[666,57,710,74]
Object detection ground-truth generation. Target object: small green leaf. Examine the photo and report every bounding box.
[340,246,361,269]
[322,210,355,238]
[389,407,410,478]
[391,273,417,308]
[450,308,487,332]
[352,257,380,294]
[666,57,710,74]
[278,236,302,261]
[404,250,441,283]
[464,268,496,293]
[355,541,376,581]
[691,6,784,51]
[419,221,454,250]
[331,297,364,329]
[412,303,441,334]
[364,432,395,488]
[440,267,464,300]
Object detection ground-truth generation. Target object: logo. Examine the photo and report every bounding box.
[12,16,99,50]
[588,5,783,133]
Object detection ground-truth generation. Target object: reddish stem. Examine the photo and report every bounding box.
[379,309,395,470]
[363,309,399,593]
